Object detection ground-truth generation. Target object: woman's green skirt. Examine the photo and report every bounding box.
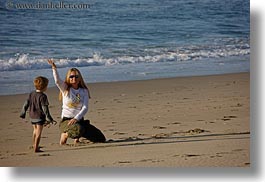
[59,118,85,139]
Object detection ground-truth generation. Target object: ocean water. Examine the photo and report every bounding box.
[0,0,250,95]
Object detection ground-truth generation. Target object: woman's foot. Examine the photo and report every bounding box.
[60,132,68,145]
[74,138,80,145]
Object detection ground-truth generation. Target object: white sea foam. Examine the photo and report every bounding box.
[0,44,249,71]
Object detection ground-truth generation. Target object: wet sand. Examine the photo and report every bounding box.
[0,72,250,167]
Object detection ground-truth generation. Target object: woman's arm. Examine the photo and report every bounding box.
[48,59,67,92]
[67,89,89,125]
[74,89,89,121]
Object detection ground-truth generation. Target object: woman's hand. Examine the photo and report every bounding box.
[68,118,78,126]
[47,59,56,69]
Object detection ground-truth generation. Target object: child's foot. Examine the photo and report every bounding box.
[34,148,44,153]
[60,132,68,145]
[29,146,43,149]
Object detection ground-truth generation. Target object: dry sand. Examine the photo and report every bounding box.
[0,72,250,167]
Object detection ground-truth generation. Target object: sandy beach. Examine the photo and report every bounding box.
[0,72,249,167]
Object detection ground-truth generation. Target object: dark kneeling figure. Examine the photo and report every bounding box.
[80,120,106,143]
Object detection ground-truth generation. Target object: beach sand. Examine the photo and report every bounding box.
[0,72,250,167]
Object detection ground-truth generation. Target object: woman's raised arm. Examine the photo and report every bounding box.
[47,59,66,92]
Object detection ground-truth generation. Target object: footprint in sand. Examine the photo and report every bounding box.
[185,128,208,134]
[108,128,116,132]
[151,133,170,139]
[153,126,167,129]
[139,159,163,163]
[11,152,28,156]
[113,132,126,135]
[117,161,132,164]
[221,115,237,121]
[168,122,181,125]
[231,103,243,107]
[181,154,202,160]
[232,149,244,152]
[224,115,237,118]
[113,99,122,103]
[182,154,201,158]
[210,152,226,158]
[139,159,153,162]
[97,108,107,111]
[128,106,137,109]
[38,153,51,157]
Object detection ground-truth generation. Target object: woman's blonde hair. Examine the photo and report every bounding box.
[34,76,49,91]
[59,68,88,101]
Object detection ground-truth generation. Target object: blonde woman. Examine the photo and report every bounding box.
[48,59,91,145]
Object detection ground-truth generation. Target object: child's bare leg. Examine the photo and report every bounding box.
[33,125,44,152]
[60,132,68,145]
[32,125,37,149]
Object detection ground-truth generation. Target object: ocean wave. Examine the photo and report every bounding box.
[0,43,249,71]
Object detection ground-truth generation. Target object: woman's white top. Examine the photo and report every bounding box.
[52,69,89,121]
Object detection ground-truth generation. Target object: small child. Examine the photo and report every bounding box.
[20,76,56,153]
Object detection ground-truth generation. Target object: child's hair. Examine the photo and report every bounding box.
[34,76,49,91]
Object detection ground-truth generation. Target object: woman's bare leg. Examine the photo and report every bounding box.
[60,132,68,145]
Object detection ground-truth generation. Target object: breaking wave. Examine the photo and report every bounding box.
[0,42,249,71]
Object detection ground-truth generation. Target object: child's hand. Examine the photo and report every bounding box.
[21,119,28,123]
[44,120,57,128]
[51,120,57,125]
[44,122,51,128]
